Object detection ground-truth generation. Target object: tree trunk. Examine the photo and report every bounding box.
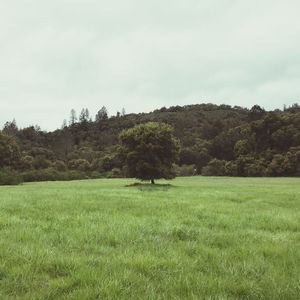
[151,179,155,184]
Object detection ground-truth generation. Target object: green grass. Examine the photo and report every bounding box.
[0,177,300,299]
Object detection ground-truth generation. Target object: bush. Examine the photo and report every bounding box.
[32,156,52,169]
[100,155,114,172]
[90,171,105,179]
[225,161,238,176]
[246,162,267,177]
[202,159,227,176]
[68,159,91,172]
[53,160,67,172]
[22,168,59,182]
[22,168,88,182]
[174,164,196,177]
[266,155,285,177]
[19,155,34,171]
[90,159,104,172]
[111,168,123,178]
[284,147,300,176]
[67,171,88,181]
[235,155,255,177]
[0,169,23,185]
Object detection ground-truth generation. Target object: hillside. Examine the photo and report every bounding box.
[1,103,300,182]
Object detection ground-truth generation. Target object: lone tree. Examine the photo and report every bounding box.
[119,122,180,184]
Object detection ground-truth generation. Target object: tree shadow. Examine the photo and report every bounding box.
[125,182,175,191]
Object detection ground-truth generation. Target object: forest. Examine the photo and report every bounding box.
[1,103,300,184]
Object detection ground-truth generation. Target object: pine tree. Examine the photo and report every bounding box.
[69,109,77,125]
[79,108,87,123]
[61,119,68,129]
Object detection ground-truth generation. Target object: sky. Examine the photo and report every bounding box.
[1,0,300,131]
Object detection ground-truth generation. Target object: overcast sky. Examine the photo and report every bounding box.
[1,0,300,131]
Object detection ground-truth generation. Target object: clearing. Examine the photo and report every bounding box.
[0,177,299,299]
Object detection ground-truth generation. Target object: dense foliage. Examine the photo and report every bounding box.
[1,103,300,184]
[119,122,179,183]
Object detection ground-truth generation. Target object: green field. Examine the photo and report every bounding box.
[0,177,300,299]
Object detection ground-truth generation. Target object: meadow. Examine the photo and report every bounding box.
[0,177,300,299]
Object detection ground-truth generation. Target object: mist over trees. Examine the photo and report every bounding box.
[1,103,300,184]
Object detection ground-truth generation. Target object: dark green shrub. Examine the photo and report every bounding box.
[174,164,196,177]
[68,159,91,172]
[90,159,103,172]
[22,169,88,182]
[19,155,34,171]
[0,169,23,185]
[68,171,86,180]
[101,155,114,172]
[90,171,105,179]
[225,161,238,176]
[32,156,52,169]
[53,160,67,172]
[283,147,300,176]
[246,162,267,177]
[266,155,285,177]
[111,168,123,178]
[202,159,227,176]
[22,168,59,182]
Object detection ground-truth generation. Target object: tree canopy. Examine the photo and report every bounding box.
[0,133,21,169]
[119,122,180,183]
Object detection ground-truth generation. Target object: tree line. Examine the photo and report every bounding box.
[1,103,300,184]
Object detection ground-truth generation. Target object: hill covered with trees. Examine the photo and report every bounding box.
[1,103,300,184]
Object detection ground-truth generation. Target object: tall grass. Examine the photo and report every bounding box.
[0,177,299,299]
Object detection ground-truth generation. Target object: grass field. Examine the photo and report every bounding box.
[0,177,300,299]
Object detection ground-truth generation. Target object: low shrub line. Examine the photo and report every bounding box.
[0,168,123,185]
